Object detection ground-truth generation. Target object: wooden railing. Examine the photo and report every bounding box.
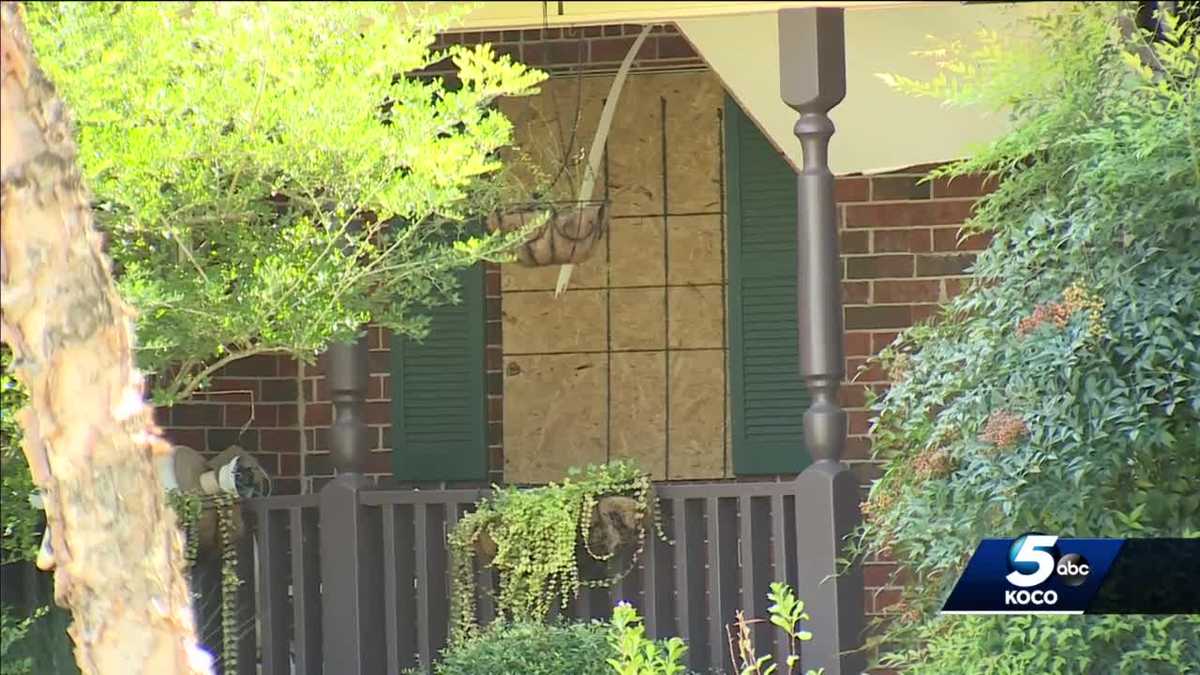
[236,474,861,675]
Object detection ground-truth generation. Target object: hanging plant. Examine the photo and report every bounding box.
[448,461,668,643]
[485,25,653,286]
[166,489,203,567]
[166,490,243,672]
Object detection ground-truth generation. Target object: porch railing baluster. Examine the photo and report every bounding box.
[382,505,401,675]
[414,503,433,673]
[289,507,321,675]
[257,508,289,675]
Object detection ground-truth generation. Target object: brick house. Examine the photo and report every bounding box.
[153,4,1016,673]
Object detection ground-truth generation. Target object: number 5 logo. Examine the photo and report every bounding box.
[1006,535,1058,588]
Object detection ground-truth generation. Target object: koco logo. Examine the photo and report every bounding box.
[1003,534,1091,606]
[1006,534,1060,588]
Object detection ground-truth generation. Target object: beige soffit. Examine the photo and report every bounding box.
[677,2,1049,175]
[409,1,1051,175]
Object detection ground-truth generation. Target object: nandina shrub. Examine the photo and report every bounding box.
[857,4,1200,673]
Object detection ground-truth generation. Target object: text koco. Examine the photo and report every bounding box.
[1004,589,1058,606]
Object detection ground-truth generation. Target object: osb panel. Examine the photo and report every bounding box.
[497,76,610,202]
[610,352,667,480]
[502,290,607,354]
[667,214,723,285]
[668,349,727,479]
[669,285,724,349]
[610,288,665,351]
[503,353,607,483]
[665,72,724,214]
[606,73,664,217]
[606,71,723,218]
[498,70,731,483]
[501,243,608,291]
[609,217,664,287]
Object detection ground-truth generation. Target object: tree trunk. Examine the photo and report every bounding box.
[0,3,210,674]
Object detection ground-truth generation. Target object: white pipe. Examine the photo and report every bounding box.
[554,24,655,298]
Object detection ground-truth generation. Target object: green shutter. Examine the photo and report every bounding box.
[391,264,488,481]
[725,96,811,476]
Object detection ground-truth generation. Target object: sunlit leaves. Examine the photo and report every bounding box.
[24,2,545,402]
[860,4,1199,671]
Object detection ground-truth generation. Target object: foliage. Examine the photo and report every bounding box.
[856,4,1200,672]
[448,461,666,642]
[214,493,240,673]
[0,606,40,675]
[0,605,78,675]
[2,348,76,671]
[0,349,38,566]
[166,489,203,567]
[728,583,821,675]
[166,489,242,671]
[430,620,615,675]
[608,602,688,675]
[885,614,1200,675]
[23,2,545,404]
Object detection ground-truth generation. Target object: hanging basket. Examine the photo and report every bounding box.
[486,199,608,267]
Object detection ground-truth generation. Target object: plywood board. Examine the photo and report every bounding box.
[665,72,724,214]
[610,288,665,351]
[503,353,607,483]
[667,214,723,285]
[610,352,667,479]
[502,289,607,354]
[669,285,724,349]
[668,349,727,479]
[609,217,664,287]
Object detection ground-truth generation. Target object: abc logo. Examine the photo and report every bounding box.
[1003,535,1090,605]
[1056,552,1090,587]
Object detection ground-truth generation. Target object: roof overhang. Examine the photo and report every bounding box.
[680,3,1048,175]
[409,1,1051,175]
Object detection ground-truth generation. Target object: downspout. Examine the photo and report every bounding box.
[553,24,654,297]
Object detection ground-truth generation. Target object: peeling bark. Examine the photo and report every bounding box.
[0,3,211,674]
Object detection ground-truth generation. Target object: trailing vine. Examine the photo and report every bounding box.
[448,461,668,643]
[214,492,240,674]
[165,489,242,672]
[166,489,202,568]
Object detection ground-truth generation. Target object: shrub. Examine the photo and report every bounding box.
[859,4,1200,673]
[0,607,36,675]
[23,2,544,403]
[608,602,687,675]
[432,620,613,675]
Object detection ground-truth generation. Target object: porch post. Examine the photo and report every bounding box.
[780,8,865,675]
[326,335,371,475]
[318,333,384,674]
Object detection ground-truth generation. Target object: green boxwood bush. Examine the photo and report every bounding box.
[431,621,614,675]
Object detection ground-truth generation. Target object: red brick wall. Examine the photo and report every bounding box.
[836,169,995,624]
[153,23,996,640]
